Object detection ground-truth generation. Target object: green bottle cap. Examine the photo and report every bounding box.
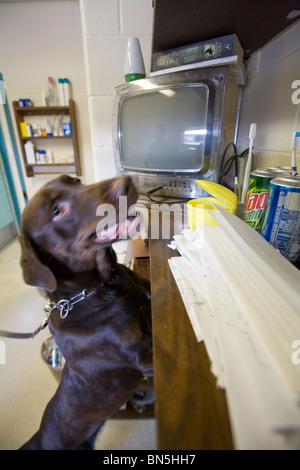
[125,73,146,83]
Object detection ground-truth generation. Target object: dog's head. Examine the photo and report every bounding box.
[19,175,141,292]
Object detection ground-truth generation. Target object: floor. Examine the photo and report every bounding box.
[0,239,157,450]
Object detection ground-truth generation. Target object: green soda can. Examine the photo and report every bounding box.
[243,168,285,232]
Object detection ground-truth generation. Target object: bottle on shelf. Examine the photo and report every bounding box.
[58,78,65,106]
[24,141,36,164]
[41,90,47,106]
[62,116,72,136]
[39,150,47,164]
[47,150,54,163]
[47,77,56,106]
[63,78,71,105]
[44,117,53,136]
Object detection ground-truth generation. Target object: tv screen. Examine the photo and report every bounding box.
[119,85,209,173]
[113,67,228,198]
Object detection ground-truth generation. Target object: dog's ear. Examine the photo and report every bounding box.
[18,234,57,292]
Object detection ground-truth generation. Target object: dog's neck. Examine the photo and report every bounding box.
[42,245,117,294]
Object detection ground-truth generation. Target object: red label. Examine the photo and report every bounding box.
[245,190,268,212]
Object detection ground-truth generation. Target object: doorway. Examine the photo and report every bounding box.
[0,74,26,251]
[0,153,19,250]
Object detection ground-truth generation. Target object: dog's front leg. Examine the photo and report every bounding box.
[19,369,98,450]
[19,431,40,450]
[19,390,77,450]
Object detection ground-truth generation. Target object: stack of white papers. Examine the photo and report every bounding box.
[168,206,300,449]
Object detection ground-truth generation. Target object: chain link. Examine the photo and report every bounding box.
[32,289,95,338]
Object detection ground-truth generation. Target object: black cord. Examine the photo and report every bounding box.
[220,146,249,185]
[146,185,163,195]
[220,142,237,178]
[145,144,249,199]
[146,186,191,203]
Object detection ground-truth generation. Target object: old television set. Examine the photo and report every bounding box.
[113,66,238,199]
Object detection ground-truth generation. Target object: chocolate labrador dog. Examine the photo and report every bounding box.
[18,175,152,450]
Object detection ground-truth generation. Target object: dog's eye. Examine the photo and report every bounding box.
[53,206,61,216]
[52,202,69,220]
[51,201,70,221]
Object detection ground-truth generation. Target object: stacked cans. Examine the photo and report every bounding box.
[243,168,300,263]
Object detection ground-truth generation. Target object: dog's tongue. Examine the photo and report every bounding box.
[97,213,142,242]
[99,223,119,241]
[119,214,141,239]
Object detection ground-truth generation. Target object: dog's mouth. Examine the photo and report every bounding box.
[95,211,142,244]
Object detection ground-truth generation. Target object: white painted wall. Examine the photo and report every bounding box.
[237,21,300,171]
[0,0,93,199]
[0,0,154,199]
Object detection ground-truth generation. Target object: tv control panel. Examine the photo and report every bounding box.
[134,175,210,200]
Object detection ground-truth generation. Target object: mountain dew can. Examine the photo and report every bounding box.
[243,168,285,232]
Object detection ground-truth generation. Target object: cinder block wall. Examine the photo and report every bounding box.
[80,0,154,181]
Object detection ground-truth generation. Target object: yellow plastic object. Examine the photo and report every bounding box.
[187,180,237,227]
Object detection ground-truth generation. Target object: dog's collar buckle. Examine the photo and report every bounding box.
[32,289,95,338]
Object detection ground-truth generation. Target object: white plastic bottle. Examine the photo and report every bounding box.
[63,78,71,105]
[24,141,36,164]
[47,150,54,163]
[41,90,47,106]
[39,150,47,164]
[47,77,56,106]
[58,78,65,106]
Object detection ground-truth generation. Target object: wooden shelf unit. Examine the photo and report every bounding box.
[13,99,82,177]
